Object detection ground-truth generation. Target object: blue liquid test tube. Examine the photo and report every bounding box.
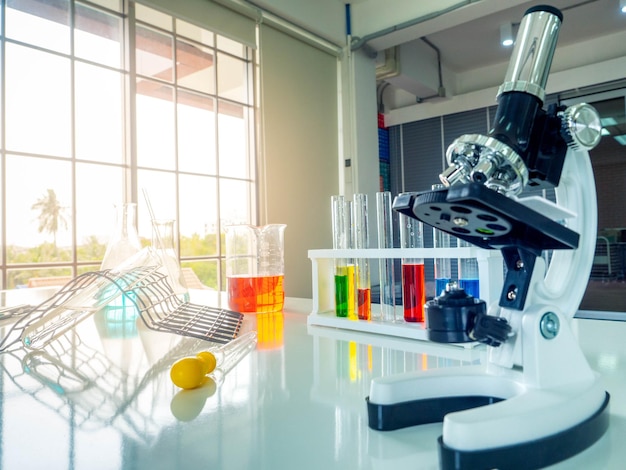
[458,238,480,298]
[432,184,453,297]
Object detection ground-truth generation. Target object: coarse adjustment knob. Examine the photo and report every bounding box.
[561,103,602,151]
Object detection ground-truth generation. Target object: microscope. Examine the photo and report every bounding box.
[367,6,609,469]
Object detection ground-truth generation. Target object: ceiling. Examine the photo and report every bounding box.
[407,0,626,74]
[249,0,626,112]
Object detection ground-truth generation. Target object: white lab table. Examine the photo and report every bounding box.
[0,289,624,469]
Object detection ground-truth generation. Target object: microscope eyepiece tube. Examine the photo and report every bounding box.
[498,5,563,103]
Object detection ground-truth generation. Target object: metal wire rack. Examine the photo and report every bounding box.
[0,266,244,352]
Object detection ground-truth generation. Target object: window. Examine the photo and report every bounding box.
[390,87,626,315]
[0,0,256,290]
[562,90,626,316]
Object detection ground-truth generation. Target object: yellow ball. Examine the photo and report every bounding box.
[197,351,217,374]
[170,357,207,390]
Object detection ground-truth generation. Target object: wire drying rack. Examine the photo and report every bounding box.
[0,265,244,352]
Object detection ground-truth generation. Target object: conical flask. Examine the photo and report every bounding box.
[100,203,142,319]
[101,203,142,270]
[152,219,189,301]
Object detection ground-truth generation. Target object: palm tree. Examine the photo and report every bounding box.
[31,189,69,248]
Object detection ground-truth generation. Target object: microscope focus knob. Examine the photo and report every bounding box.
[561,103,602,151]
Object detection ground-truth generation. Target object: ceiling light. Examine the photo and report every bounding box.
[621,0,626,13]
[500,23,514,47]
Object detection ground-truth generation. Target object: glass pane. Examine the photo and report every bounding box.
[75,63,124,163]
[181,261,219,290]
[178,91,216,174]
[137,170,176,240]
[6,0,70,54]
[178,174,218,257]
[136,4,172,31]
[136,80,175,169]
[217,35,247,59]
[218,101,250,178]
[176,39,215,94]
[136,25,174,82]
[217,52,250,104]
[579,95,626,312]
[75,4,123,68]
[219,179,253,226]
[7,268,72,290]
[87,0,122,12]
[176,19,214,46]
[5,44,71,157]
[5,155,73,263]
[0,160,2,266]
[76,163,124,262]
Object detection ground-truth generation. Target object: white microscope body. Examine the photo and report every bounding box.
[368,6,609,469]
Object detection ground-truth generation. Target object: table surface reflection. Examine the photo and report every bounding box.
[0,290,625,469]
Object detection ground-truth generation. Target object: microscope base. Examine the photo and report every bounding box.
[438,392,609,469]
[367,369,609,469]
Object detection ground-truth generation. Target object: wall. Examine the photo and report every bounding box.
[259,25,339,299]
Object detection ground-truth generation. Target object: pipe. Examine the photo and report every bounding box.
[350,0,477,51]
[214,0,343,56]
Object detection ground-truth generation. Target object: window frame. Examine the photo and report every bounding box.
[0,0,257,291]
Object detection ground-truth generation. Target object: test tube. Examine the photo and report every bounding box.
[353,194,371,320]
[458,239,480,298]
[376,191,395,322]
[345,200,356,319]
[331,195,349,317]
[432,184,452,297]
[399,212,425,322]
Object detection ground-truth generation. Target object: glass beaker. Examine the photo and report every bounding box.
[225,224,287,314]
[152,219,189,301]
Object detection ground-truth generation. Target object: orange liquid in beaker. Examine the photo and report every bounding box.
[227,275,285,313]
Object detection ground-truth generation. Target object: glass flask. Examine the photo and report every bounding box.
[152,219,189,301]
[100,203,142,270]
[100,203,142,319]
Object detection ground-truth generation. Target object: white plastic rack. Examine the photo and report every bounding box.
[307,247,504,347]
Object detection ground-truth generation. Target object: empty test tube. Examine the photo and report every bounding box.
[345,200,356,319]
[376,191,395,322]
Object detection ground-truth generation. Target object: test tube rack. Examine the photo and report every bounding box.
[307,246,503,348]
